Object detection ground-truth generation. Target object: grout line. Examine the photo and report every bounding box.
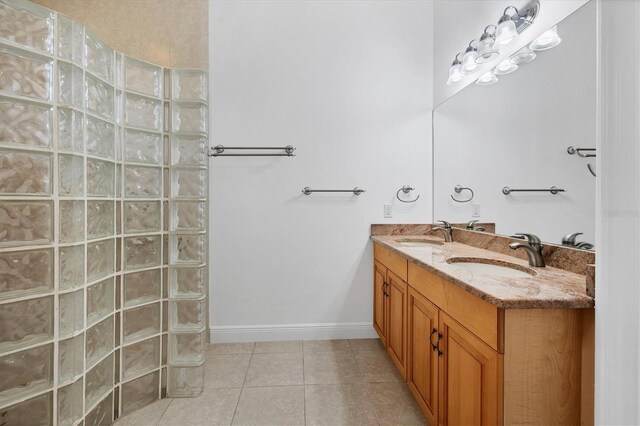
[155,398,174,425]
[230,343,255,424]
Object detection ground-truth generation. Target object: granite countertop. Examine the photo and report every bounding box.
[372,235,594,309]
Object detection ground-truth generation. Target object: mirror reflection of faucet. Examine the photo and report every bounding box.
[466,220,486,232]
[562,232,594,250]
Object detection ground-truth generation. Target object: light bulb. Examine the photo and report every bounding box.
[476,70,498,86]
[446,63,462,85]
[494,8,519,49]
[460,44,479,75]
[475,30,499,64]
[494,59,518,75]
[530,25,561,51]
[510,46,536,65]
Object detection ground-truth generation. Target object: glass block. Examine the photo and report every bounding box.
[171,201,205,231]
[58,334,83,384]
[57,378,83,426]
[121,371,159,415]
[162,300,168,333]
[116,163,122,197]
[171,168,207,198]
[171,102,208,134]
[87,278,114,327]
[0,343,53,406]
[124,165,161,198]
[162,334,167,365]
[86,158,115,197]
[85,391,113,425]
[87,239,114,282]
[0,296,52,352]
[0,96,52,148]
[59,200,84,243]
[0,45,52,101]
[86,74,114,120]
[86,315,114,369]
[0,201,53,247]
[58,154,84,196]
[58,61,83,109]
[87,200,114,240]
[171,70,207,102]
[85,353,113,409]
[57,107,83,152]
[59,289,83,338]
[59,244,84,290]
[123,200,160,233]
[123,269,161,308]
[169,266,206,299]
[124,93,162,131]
[57,14,83,65]
[0,247,53,301]
[170,234,206,265]
[86,115,115,159]
[170,298,206,332]
[124,235,161,270]
[0,391,52,426]
[123,302,160,344]
[124,56,162,98]
[169,331,205,365]
[0,148,51,195]
[122,337,160,380]
[168,365,204,397]
[171,134,207,165]
[84,31,113,83]
[124,128,162,164]
[0,0,54,53]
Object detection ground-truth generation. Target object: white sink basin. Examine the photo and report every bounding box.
[395,238,443,247]
[446,257,536,278]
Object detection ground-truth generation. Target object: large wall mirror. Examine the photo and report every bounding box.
[433,0,596,249]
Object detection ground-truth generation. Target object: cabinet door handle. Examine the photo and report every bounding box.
[436,332,443,356]
[430,328,438,351]
[383,282,389,296]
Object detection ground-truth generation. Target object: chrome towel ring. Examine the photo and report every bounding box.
[396,185,420,203]
[451,185,474,203]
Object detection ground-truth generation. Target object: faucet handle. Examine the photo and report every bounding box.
[437,220,452,229]
[562,232,583,246]
[466,220,478,230]
[515,233,542,246]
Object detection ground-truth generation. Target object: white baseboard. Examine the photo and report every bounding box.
[209,322,377,343]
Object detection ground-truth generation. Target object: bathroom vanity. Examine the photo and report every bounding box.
[371,228,594,425]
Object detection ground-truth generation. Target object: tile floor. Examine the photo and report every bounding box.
[116,338,428,426]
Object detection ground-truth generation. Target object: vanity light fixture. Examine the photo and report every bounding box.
[460,41,479,75]
[494,58,518,76]
[529,25,562,51]
[475,25,500,64]
[510,46,536,65]
[494,6,520,48]
[446,53,464,85]
[476,69,498,86]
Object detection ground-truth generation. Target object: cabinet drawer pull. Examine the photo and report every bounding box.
[383,282,389,296]
[436,332,443,356]
[430,328,438,351]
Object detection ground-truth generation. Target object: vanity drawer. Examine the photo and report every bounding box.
[374,243,407,281]
[408,262,503,353]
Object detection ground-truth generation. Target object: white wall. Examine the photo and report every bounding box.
[433,0,588,107]
[433,1,596,245]
[209,0,433,342]
[596,0,640,423]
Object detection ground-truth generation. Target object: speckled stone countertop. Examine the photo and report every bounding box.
[371,234,594,309]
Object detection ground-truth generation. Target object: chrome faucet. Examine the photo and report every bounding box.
[466,220,486,232]
[433,220,454,242]
[562,232,583,246]
[509,233,546,267]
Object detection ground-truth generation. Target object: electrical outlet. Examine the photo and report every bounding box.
[384,203,392,218]
[471,203,481,218]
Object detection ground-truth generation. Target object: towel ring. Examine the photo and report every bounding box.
[451,185,474,203]
[396,185,420,203]
[587,163,596,177]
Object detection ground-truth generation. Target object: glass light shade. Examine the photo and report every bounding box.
[446,63,463,85]
[494,19,518,48]
[510,47,536,65]
[475,38,499,64]
[494,59,518,76]
[460,50,478,75]
[476,70,498,86]
[530,25,561,51]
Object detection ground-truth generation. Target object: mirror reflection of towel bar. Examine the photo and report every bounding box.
[209,145,295,157]
[502,186,566,195]
[567,146,596,158]
[302,187,365,196]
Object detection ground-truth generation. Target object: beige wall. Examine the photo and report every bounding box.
[32,0,208,69]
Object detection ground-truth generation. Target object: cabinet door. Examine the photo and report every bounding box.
[373,261,387,346]
[407,288,439,426]
[438,312,502,426]
[387,270,408,378]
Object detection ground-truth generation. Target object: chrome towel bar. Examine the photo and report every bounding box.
[502,186,566,195]
[302,187,365,196]
[567,146,596,158]
[209,145,295,157]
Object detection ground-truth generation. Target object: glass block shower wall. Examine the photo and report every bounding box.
[0,1,209,424]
